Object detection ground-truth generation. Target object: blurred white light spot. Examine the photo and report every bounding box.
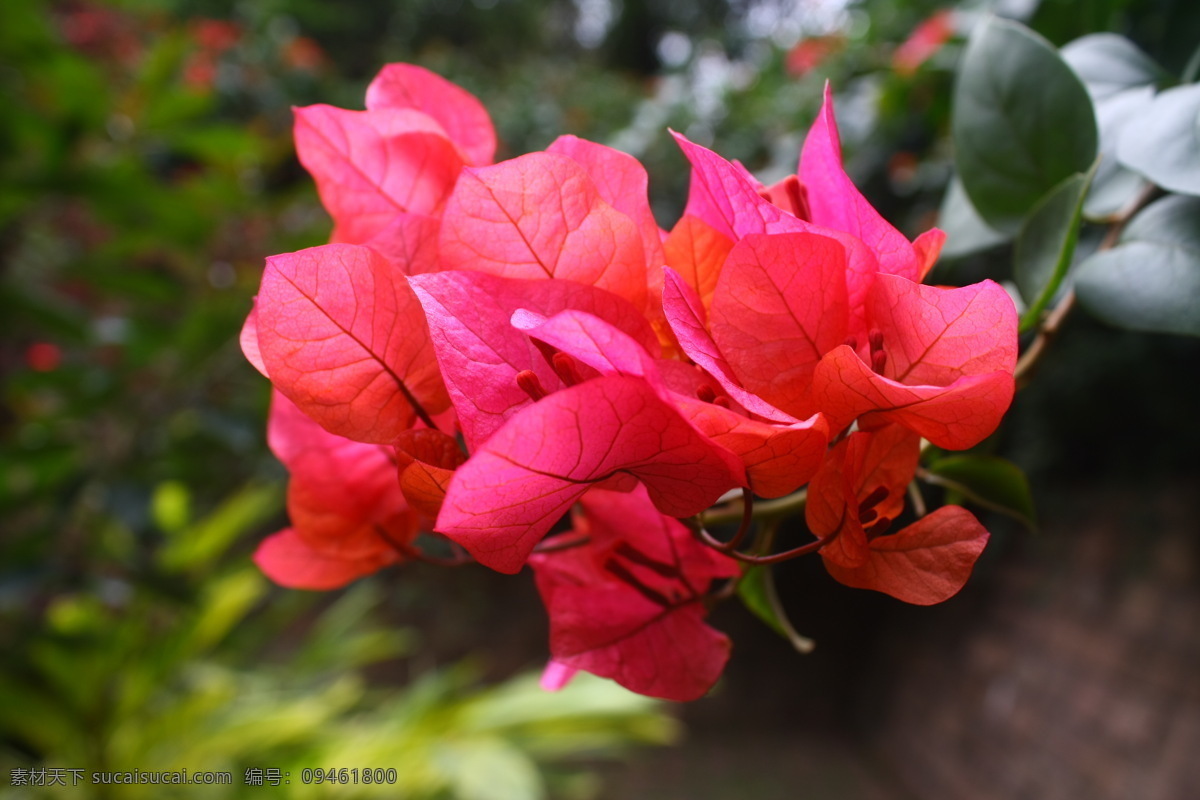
[573,0,614,49]
[658,31,692,67]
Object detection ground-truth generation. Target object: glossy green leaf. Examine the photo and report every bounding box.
[1076,195,1200,336]
[938,175,1010,259]
[737,565,814,654]
[1117,85,1200,197]
[1061,34,1167,102]
[924,455,1037,530]
[1015,168,1096,331]
[952,17,1098,234]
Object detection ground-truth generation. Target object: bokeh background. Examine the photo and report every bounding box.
[3,0,1198,797]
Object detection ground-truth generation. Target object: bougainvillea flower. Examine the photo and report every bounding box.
[806,423,989,605]
[435,374,744,574]
[529,486,738,701]
[513,306,828,498]
[811,273,1017,448]
[250,243,449,444]
[409,269,658,450]
[669,130,881,343]
[254,393,416,589]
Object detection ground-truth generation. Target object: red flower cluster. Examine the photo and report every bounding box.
[242,65,1017,701]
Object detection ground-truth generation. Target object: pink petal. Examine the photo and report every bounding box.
[867,275,1018,386]
[673,396,828,498]
[438,152,649,310]
[254,528,399,590]
[799,85,921,281]
[255,244,448,444]
[811,345,1015,449]
[363,212,442,276]
[266,393,414,554]
[709,232,849,419]
[510,308,660,387]
[672,131,804,241]
[365,63,496,166]
[240,300,267,377]
[294,105,463,243]
[539,660,580,692]
[529,486,736,701]
[661,268,796,424]
[547,135,665,275]
[436,375,744,574]
[409,270,658,450]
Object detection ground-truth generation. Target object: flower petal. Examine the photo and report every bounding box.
[255,244,448,444]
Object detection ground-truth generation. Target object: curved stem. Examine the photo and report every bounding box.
[701,488,808,528]
[1014,183,1160,389]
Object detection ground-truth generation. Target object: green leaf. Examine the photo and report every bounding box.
[1117,84,1200,197]
[159,483,283,573]
[1083,86,1154,220]
[1015,167,1096,331]
[952,17,1098,234]
[1075,195,1200,336]
[923,455,1037,530]
[938,175,1011,259]
[737,566,813,654]
[1061,34,1168,102]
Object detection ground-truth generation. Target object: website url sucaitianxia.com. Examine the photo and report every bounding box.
[10,768,232,787]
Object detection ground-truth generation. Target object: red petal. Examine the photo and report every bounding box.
[661,267,796,424]
[436,375,743,574]
[439,153,649,310]
[811,345,1015,449]
[529,486,735,701]
[674,395,828,498]
[868,275,1017,386]
[393,428,465,519]
[710,232,849,418]
[363,212,442,276]
[547,135,665,276]
[823,506,989,605]
[267,393,415,557]
[365,63,496,166]
[294,105,464,244]
[256,244,448,444]
[254,528,398,590]
[807,425,921,568]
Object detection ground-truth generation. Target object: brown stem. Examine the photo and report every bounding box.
[1014,183,1161,389]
